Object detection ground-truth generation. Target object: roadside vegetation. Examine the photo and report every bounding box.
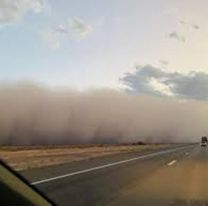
[0,143,173,170]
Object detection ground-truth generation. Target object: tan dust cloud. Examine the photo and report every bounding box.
[0,83,206,145]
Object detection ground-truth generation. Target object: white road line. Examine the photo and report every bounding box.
[31,145,192,185]
[167,160,177,166]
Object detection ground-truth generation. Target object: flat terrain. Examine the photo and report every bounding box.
[19,144,206,206]
[0,144,170,170]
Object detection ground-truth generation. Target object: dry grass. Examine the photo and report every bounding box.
[0,144,171,171]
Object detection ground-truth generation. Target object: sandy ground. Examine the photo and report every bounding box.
[0,144,170,171]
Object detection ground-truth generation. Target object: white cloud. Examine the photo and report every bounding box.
[43,17,94,49]
[54,24,68,34]
[192,24,199,30]
[149,77,173,96]
[68,17,93,39]
[179,20,187,25]
[42,29,61,49]
[0,0,45,24]
[168,31,185,42]
[159,60,169,67]
[121,65,208,100]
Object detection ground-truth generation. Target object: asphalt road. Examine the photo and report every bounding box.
[21,144,208,206]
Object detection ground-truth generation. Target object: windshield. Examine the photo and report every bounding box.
[0,0,208,205]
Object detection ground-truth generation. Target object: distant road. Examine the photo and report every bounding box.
[21,144,208,206]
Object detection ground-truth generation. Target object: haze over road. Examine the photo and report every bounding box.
[21,144,208,206]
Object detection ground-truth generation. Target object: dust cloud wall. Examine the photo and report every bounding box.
[0,83,206,145]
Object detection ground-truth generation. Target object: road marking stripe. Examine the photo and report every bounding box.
[167,160,177,166]
[31,145,192,185]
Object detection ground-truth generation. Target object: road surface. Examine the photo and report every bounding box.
[21,144,208,206]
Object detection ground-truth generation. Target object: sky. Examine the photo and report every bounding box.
[2,0,208,144]
[1,0,208,91]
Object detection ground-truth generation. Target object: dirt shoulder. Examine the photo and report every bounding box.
[0,144,173,171]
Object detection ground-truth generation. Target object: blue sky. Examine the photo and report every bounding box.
[0,0,208,90]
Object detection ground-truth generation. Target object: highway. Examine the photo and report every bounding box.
[21,144,208,206]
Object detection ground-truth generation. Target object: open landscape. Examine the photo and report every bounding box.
[0,144,171,171]
[1,1,208,205]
